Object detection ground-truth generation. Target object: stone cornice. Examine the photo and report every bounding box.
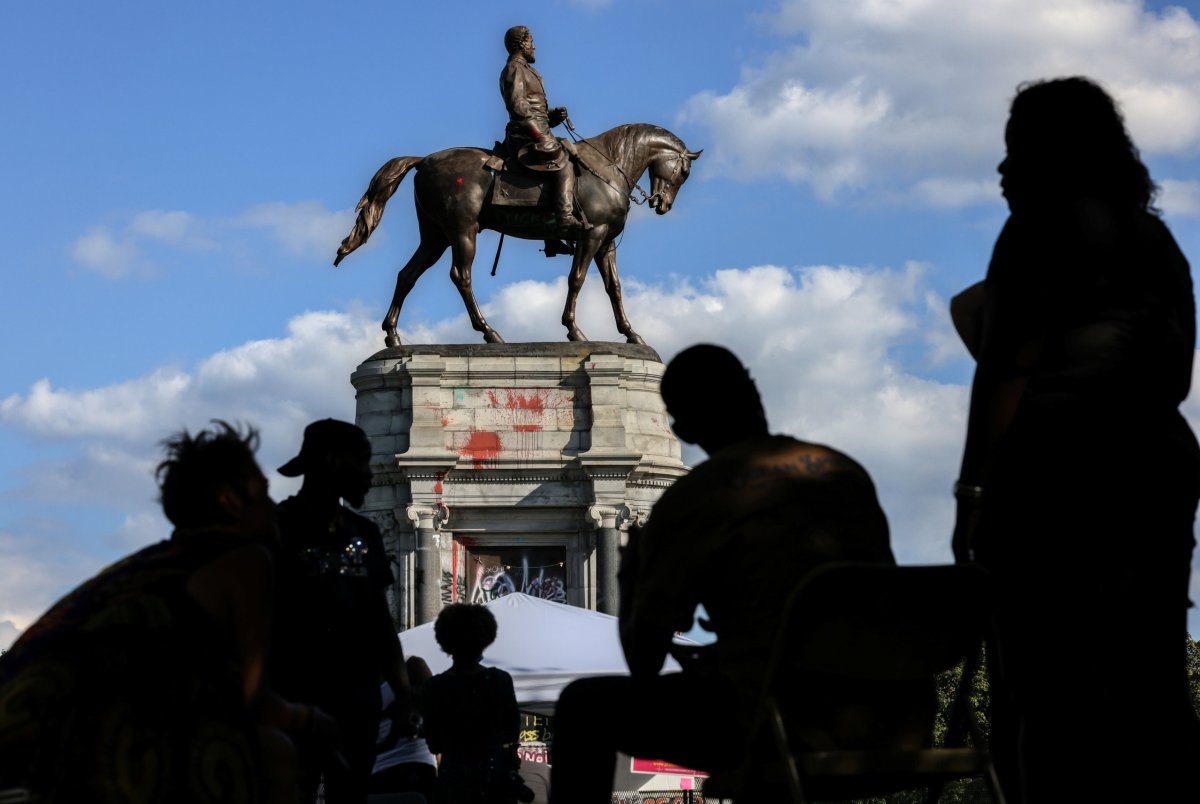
[362,341,662,362]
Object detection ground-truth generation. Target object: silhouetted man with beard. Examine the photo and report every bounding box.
[271,419,412,804]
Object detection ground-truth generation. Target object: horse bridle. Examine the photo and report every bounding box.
[643,153,689,207]
[568,127,688,207]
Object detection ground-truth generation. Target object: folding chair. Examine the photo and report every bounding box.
[703,562,1006,804]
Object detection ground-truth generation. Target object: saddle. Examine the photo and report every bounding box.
[485,140,562,208]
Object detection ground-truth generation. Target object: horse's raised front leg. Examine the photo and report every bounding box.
[448,229,504,343]
[383,232,449,347]
[562,227,606,342]
[595,239,645,345]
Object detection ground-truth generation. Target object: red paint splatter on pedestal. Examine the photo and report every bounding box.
[460,431,501,469]
[486,390,547,414]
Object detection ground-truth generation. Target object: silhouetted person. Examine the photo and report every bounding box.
[371,656,438,803]
[500,24,585,249]
[952,76,1200,802]
[419,604,530,804]
[0,421,336,804]
[270,418,412,804]
[550,344,915,804]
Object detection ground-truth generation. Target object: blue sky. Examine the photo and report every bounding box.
[3,0,1200,649]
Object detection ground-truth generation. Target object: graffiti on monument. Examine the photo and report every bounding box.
[440,545,567,604]
[469,547,567,604]
[613,794,715,804]
[519,712,554,764]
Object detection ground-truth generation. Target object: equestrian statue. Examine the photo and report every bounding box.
[333,25,702,347]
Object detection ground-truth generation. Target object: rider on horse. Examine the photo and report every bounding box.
[500,25,587,240]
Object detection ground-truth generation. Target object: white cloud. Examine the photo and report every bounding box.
[922,289,975,367]
[0,621,18,652]
[683,0,1200,204]
[912,178,1001,209]
[14,443,161,510]
[0,312,384,470]
[112,511,168,551]
[1,371,193,442]
[235,201,355,259]
[129,209,214,249]
[0,527,106,648]
[69,202,354,279]
[70,226,148,278]
[1160,179,1200,217]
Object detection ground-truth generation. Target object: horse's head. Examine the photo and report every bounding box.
[648,147,702,214]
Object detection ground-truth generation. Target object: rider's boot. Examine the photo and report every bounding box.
[555,163,590,234]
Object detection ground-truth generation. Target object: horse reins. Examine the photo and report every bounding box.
[565,119,663,207]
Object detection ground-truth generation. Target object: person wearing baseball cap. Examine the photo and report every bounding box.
[271,419,414,804]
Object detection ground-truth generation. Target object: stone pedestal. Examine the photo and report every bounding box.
[351,342,687,627]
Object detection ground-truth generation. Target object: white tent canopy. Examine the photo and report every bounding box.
[398,593,689,715]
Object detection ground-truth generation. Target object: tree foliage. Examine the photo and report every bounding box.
[1188,631,1200,720]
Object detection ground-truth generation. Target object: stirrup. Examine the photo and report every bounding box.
[543,240,575,258]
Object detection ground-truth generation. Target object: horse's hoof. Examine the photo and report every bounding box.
[384,333,402,347]
[483,330,505,344]
[625,333,646,345]
[566,329,588,342]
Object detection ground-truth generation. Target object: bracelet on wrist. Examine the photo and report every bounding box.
[953,481,984,500]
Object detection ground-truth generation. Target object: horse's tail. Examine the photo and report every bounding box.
[333,156,424,267]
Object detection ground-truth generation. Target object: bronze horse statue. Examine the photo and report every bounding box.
[334,123,701,346]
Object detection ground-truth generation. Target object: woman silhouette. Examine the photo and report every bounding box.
[953,76,1200,802]
[419,604,529,804]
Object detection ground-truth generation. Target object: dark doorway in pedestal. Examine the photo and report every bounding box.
[465,545,567,604]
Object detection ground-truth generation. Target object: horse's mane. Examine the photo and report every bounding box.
[590,123,685,165]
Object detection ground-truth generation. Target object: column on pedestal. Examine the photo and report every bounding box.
[405,502,449,625]
[588,503,636,615]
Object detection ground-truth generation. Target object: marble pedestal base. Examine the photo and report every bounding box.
[351,342,687,628]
